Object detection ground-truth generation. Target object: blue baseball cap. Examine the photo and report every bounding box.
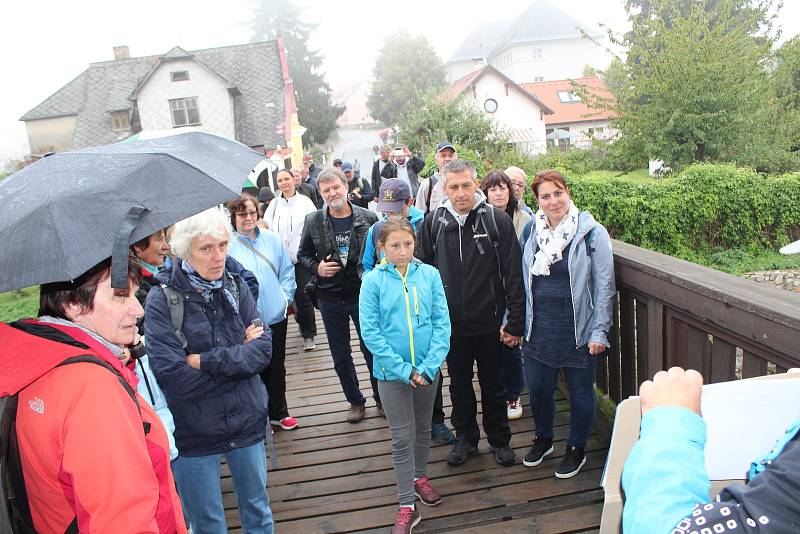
[341,162,354,172]
[377,179,411,212]
[436,142,455,153]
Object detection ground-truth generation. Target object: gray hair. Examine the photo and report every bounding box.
[317,167,348,187]
[504,166,526,181]
[169,206,234,259]
[442,159,478,185]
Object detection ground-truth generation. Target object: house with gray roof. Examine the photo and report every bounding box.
[446,0,609,84]
[20,41,297,158]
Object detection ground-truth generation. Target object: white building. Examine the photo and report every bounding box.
[334,80,375,127]
[445,66,554,155]
[446,0,610,85]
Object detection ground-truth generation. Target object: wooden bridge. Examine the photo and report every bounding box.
[221,241,800,533]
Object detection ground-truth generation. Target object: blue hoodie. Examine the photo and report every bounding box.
[361,206,425,274]
[359,260,451,383]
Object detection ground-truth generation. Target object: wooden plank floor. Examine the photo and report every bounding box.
[224,313,609,533]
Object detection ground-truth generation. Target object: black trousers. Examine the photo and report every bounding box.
[293,263,317,339]
[261,318,289,420]
[446,332,511,448]
[431,374,445,425]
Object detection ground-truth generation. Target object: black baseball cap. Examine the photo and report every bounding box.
[436,142,455,153]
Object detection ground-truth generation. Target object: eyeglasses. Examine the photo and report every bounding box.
[236,211,258,218]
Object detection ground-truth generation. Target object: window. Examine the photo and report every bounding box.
[557,90,581,103]
[534,76,544,82]
[111,111,130,132]
[169,97,200,127]
[532,48,543,60]
[170,70,190,82]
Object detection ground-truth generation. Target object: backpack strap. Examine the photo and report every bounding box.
[371,221,384,264]
[160,284,188,353]
[430,205,447,259]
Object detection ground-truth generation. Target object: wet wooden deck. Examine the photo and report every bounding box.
[224,314,609,533]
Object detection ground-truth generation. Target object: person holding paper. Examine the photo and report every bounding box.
[622,367,800,533]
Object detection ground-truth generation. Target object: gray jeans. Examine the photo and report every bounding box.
[377,373,440,505]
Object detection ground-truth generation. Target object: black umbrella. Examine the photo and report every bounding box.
[0,132,266,292]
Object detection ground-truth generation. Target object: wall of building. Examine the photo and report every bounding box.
[25,116,77,153]
[337,81,375,127]
[136,58,235,139]
[493,38,608,84]
[548,119,615,148]
[447,60,481,83]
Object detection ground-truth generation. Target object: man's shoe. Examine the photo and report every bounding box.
[303,337,316,351]
[377,403,385,417]
[507,398,523,420]
[431,423,455,445]
[413,476,442,506]
[391,507,421,534]
[490,445,516,467]
[522,438,554,467]
[270,416,299,430]
[447,438,477,466]
[555,445,586,478]
[347,403,366,423]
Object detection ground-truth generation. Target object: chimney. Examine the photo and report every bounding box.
[113,46,130,60]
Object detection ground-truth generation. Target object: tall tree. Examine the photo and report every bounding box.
[367,31,446,127]
[251,0,343,146]
[610,0,779,169]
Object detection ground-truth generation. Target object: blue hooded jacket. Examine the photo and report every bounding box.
[359,260,450,383]
[361,206,425,274]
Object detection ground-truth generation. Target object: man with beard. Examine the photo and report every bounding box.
[297,167,381,423]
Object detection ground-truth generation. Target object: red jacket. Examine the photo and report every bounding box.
[0,320,187,534]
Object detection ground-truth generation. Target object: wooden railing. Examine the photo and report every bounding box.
[597,240,800,404]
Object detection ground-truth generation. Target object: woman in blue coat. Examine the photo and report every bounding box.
[145,207,274,534]
[359,220,451,534]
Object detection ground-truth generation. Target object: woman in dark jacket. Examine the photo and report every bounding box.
[145,207,274,534]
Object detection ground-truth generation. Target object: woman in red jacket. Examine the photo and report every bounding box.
[0,256,187,534]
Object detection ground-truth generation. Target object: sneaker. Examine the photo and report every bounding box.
[490,445,516,467]
[413,476,442,506]
[431,423,455,445]
[270,416,298,430]
[447,438,477,466]
[391,507,421,534]
[522,438,554,467]
[507,398,523,420]
[303,337,316,351]
[347,403,366,424]
[377,402,385,418]
[555,445,586,478]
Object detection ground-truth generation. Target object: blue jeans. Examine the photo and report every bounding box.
[502,344,525,401]
[524,355,597,449]
[171,441,273,534]
[318,297,379,406]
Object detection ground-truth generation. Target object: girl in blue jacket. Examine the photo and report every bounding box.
[359,220,451,533]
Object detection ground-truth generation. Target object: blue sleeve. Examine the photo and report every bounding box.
[275,238,296,304]
[358,273,413,384]
[198,278,272,378]
[622,407,710,534]
[225,255,259,300]
[416,268,451,383]
[362,225,377,273]
[589,225,615,346]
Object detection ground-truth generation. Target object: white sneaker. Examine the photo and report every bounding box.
[507,398,523,420]
[303,337,316,351]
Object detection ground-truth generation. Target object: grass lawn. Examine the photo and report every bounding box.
[0,286,39,323]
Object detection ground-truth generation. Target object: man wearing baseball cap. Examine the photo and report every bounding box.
[342,161,373,210]
[415,142,457,215]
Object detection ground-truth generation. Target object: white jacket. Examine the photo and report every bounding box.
[263,192,317,263]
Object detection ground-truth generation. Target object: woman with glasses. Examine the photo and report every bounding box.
[228,193,298,431]
[263,168,318,352]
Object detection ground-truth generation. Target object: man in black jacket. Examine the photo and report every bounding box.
[370,145,391,194]
[381,145,425,197]
[417,159,526,467]
[297,167,380,423]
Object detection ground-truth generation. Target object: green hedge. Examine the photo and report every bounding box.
[563,163,800,259]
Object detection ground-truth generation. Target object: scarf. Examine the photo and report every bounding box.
[182,259,239,313]
[531,200,580,276]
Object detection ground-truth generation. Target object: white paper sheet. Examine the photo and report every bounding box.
[701,377,800,480]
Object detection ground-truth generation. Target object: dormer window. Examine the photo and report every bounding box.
[170,70,190,82]
[557,91,581,103]
[111,111,130,132]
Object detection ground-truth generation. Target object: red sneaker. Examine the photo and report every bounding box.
[391,507,421,534]
[271,416,298,430]
[413,476,442,506]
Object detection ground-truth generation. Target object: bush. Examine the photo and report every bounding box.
[567,163,800,260]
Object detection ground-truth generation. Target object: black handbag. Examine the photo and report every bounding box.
[304,275,319,309]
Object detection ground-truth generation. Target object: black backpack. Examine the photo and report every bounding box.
[1,322,145,534]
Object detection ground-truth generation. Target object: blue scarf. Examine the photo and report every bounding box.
[182,259,239,314]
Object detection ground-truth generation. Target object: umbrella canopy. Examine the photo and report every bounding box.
[0,132,266,292]
[545,129,578,140]
[780,239,800,255]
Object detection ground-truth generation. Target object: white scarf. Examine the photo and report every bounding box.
[531,200,580,276]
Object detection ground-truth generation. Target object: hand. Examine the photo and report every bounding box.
[409,370,429,389]
[402,145,412,157]
[121,331,142,364]
[244,324,264,342]
[317,258,342,278]
[500,325,521,348]
[187,353,201,369]
[588,342,607,355]
[639,367,703,416]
